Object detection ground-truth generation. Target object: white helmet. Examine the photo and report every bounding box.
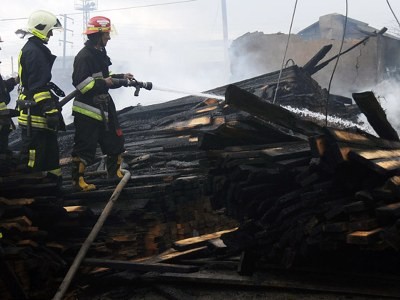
[26,10,62,42]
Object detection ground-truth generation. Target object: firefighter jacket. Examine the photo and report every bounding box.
[72,40,124,124]
[17,36,60,130]
[0,75,17,125]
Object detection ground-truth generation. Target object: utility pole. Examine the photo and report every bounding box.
[59,14,74,70]
[74,0,98,37]
[221,0,230,81]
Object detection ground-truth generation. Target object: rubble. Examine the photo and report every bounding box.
[1,54,400,299]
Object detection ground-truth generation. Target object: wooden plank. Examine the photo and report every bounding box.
[326,128,400,149]
[346,228,382,245]
[163,115,212,130]
[63,206,89,213]
[225,84,323,137]
[348,149,400,175]
[352,91,399,141]
[0,216,32,227]
[0,197,34,206]
[375,202,400,220]
[137,246,209,264]
[260,142,310,161]
[349,149,400,160]
[303,44,333,74]
[81,258,199,273]
[223,141,305,153]
[173,228,238,251]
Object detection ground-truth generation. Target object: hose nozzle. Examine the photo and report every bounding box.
[128,79,153,96]
[139,81,153,91]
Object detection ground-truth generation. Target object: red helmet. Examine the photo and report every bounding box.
[84,16,111,35]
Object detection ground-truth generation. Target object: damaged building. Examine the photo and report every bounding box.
[230,13,400,97]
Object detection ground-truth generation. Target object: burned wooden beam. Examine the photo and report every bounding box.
[311,27,387,75]
[352,91,399,142]
[225,85,324,137]
[81,258,199,273]
[302,44,333,74]
[173,228,237,251]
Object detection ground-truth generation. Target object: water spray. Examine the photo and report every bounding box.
[151,84,225,101]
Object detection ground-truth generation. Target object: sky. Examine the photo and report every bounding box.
[1,0,400,119]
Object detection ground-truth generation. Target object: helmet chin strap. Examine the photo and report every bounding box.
[96,32,106,49]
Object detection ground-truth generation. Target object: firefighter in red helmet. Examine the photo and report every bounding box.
[71,16,134,191]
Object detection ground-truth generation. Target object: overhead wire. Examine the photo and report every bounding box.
[273,0,298,104]
[324,0,348,126]
[0,0,198,21]
[94,0,197,14]
[386,0,400,29]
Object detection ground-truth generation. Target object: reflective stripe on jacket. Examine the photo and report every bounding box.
[72,100,108,121]
[72,39,123,122]
[17,36,57,130]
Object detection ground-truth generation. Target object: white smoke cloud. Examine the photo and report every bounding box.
[371,78,400,135]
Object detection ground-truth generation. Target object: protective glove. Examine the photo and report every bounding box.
[124,73,134,80]
[42,100,59,130]
[45,111,60,130]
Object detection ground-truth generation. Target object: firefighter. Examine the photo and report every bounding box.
[71,16,133,191]
[16,10,64,184]
[0,36,19,157]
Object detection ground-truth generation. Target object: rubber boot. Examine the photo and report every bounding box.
[106,154,123,179]
[71,157,96,191]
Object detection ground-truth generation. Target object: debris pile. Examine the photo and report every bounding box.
[203,85,400,273]
[0,57,396,298]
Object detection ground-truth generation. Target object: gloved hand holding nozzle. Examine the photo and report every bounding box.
[111,77,153,96]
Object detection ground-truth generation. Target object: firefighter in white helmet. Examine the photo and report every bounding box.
[71,16,134,191]
[16,10,65,186]
[0,36,19,161]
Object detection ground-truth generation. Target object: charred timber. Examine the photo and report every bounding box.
[225,84,324,137]
[352,91,399,142]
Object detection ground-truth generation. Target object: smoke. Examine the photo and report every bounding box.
[370,78,400,134]
[106,37,229,111]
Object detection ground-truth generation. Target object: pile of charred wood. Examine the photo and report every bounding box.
[0,170,235,299]
[0,56,394,298]
[204,85,400,273]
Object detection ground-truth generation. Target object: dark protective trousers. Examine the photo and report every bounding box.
[0,125,11,154]
[71,114,125,165]
[19,128,60,172]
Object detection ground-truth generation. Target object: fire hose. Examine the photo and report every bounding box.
[52,169,131,300]
[57,78,153,108]
[51,79,150,299]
